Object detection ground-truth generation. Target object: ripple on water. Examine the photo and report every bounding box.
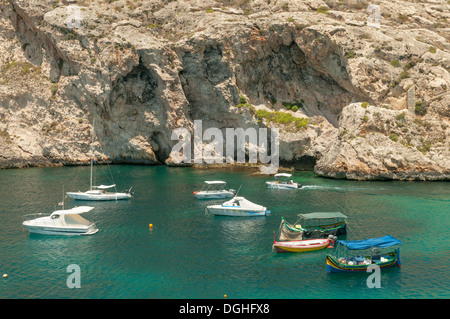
[1,166,449,298]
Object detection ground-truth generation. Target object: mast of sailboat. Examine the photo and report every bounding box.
[90,119,95,191]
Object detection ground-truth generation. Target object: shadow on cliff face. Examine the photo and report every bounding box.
[110,62,158,106]
[281,155,317,171]
[104,60,170,164]
[234,40,353,128]
[8,1,77,83]
[178,44,240,122]
[177,26,359,129]
[172,29,358,168]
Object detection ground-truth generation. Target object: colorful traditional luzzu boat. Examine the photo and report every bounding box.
[272,212,346,253]
[276,212,348,242]
[326,235,402,273]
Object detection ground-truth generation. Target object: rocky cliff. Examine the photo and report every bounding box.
[0,0,449,180]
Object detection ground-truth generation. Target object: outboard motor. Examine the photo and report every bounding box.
[297,184,303,189]
[327,235,338,248]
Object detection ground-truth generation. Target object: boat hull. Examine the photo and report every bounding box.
[67,192,131,201]
[273,239,331,253]
[194,191,234,200]
[23,224,98,236]
[207,207,270,217]
[326,255,400,273]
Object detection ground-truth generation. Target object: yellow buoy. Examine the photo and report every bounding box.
[224,294,227,298]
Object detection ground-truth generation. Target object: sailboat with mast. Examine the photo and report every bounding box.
[66,120,133,201]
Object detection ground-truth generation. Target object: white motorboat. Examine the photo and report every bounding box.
[206,196,270,217]
[22,206,98,236]
[66,120,133,201]
[193,181,235,200]
[266,173,302,189]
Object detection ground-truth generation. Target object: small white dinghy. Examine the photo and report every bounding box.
[22,206,98,236]
[266,173,301,189]
[206,196,270,217]
[193,181,235,200]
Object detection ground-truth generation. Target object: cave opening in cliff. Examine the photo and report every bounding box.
[106,60,172,164]
[110,62,158,107]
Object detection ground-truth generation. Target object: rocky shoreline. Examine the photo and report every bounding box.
[0,0,449,180]
[2,157,448,182]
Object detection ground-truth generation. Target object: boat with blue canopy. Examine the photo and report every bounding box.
[326,235,402,273]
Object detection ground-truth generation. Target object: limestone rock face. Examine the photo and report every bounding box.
[315,103,449,180]
[0,0,449,180]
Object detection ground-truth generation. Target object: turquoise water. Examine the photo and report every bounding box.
[0,165,449,299]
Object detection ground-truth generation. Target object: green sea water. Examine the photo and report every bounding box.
[0,165,449,299]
